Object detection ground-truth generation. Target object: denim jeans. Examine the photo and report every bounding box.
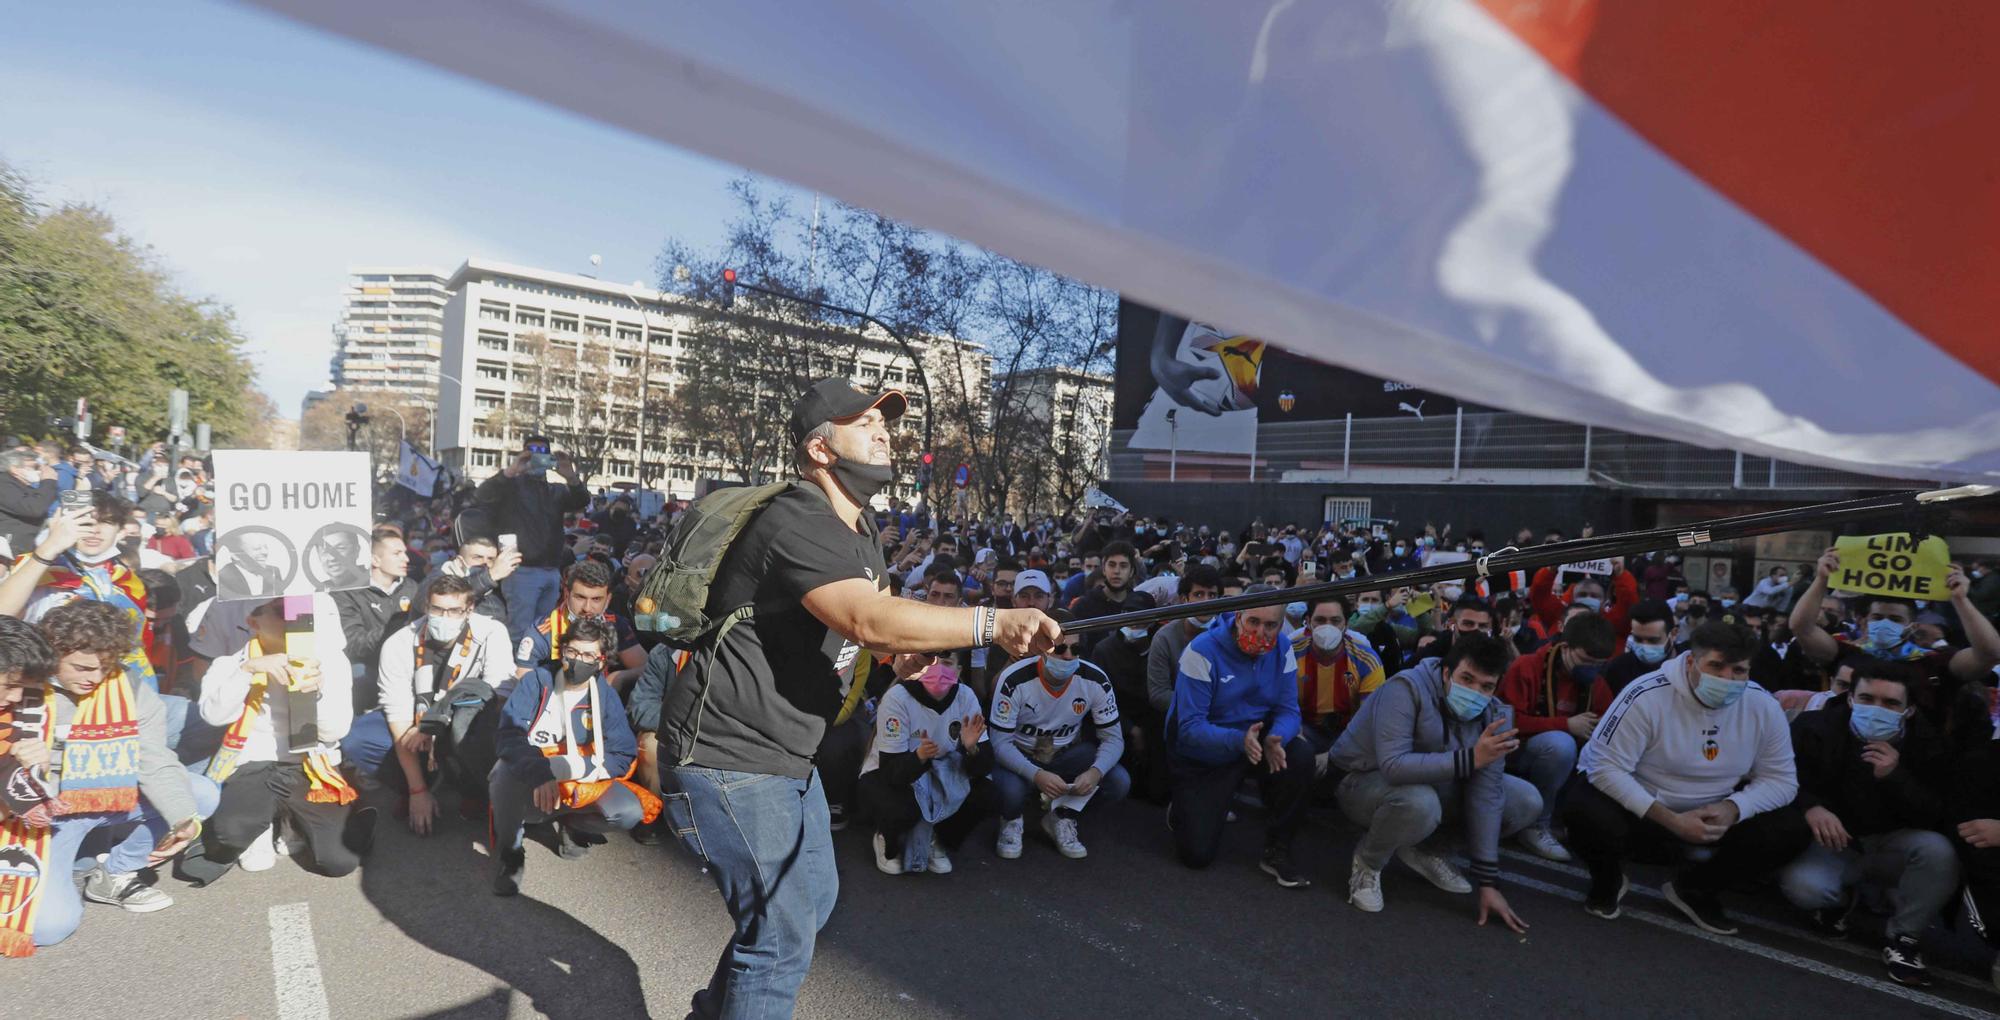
[488,765,644,851]
[1336,768,1541,872]
[664,766,838,1020]
[1779,828,1961,939]
[502,565,564,647]
[37,775,221,947]
[992,742,1131,820]
[1504,730,1578,830]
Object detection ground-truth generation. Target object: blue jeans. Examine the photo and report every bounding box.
[663,766,837,1020]
[502,566,564,647]
[992,742,1131,820]
[37,775,221,947]
[1505,730,1578,829]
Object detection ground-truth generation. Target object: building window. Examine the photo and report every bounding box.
[550,316,579,333]
[479,304,510,322]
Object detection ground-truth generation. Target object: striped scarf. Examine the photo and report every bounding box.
[52,672,142,816]
[1297,635,1386,727]
[206,639,356,805]
[31,556,158,693]
[0,686,57,958]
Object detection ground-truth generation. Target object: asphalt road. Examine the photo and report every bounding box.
[15,786,2000,1020]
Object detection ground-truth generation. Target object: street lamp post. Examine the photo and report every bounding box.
[344,404,370,451]
[721,273,935,492]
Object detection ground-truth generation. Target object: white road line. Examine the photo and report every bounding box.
[268,902,333,1020]
[1505,873,1999,1020]
[1497,847,1995,995]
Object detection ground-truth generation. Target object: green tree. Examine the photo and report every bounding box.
[0,158,272,448]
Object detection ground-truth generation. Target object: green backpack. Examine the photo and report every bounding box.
[632,481,791,647]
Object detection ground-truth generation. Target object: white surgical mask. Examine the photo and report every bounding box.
[425,615,463,642]
[1311,624,1345,651]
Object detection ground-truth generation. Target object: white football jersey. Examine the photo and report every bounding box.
[989,657,1119,760]
[862,680,988,774]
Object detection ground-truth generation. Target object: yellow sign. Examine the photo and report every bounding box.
[1830,533,1950,600]
[1405,593,1437,618]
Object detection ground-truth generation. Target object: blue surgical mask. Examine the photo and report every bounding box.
[1630,641,1668,665]
[1444,682,1491,721]
[1719,598,1737,609]
[1285,601,1307,621]
[1865,618,1906,651]
[1120,625,1150,643]
[1694,671,1748,709]
[1394,545,1408,556]
[1849,703,1906,743]
[1042,655,1081,681]
[1573,595,1603,611]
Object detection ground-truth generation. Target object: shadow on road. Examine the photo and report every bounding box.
[359,819,649,1020]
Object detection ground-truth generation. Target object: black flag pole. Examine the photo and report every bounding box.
[1058,484,1997,636]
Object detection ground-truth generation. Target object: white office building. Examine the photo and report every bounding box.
[327,268,450,398]
[433,258,988,498]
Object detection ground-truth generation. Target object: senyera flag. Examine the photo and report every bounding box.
[247,0,2000,481]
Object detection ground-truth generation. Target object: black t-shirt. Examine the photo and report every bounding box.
[658,483,887,779]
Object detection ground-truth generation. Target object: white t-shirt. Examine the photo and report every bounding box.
[862,681,987,774]
[527,680,609,781]
[988,657,1120,760]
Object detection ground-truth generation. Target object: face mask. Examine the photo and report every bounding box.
[828,455,895,504]
[1042,654,1081,681]
[1337,569,1356,580]
[1773,575,1788,586]
[1570,661,1603,685]
[1357,601,1381,613]
[1693,671,1748,709]
[1445,682,1491,721]
[426,615,464,643]
[564,659,600,685]
[1121,625,1151,644]
[1439,584,1464,602]
[1719,598,1737,609]
[918,661,961,698]
[1393,545,1407,556]
[1630,641,1668,664]
[1311,624,1345,651]
[1865,618,1906,651]
[1237,626,1277,657]
[1573,595,1603,611]
[1285,601,1307,621]
[1188,614,1215,629]
[1849,703,1905,743]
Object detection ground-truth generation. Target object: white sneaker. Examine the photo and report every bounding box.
[927,837,953,875]
[1042,812,1087,859]
[871,832,904,876]
[997,818,1025,859]
[1396,845,1472,894]
[1313,751,1331,781]
[239,827,277,872]
[1518,825,1573,862]
[1347,854,1384,913]
[82,869,173,913]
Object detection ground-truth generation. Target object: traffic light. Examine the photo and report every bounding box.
[917,451,933,492]
[720,268,737,309]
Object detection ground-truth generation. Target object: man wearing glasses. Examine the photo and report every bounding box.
[342,574,516,836]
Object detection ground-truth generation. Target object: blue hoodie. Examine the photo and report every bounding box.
[1167,613,1301,767]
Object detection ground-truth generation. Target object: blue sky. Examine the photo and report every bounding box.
[0,1,794,416]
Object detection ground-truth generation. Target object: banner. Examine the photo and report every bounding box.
[212,450,373,602]
[1830,533,1951,600]
[1557,559,1618,583]
[251,0,2000,481]
[397,441,440,497]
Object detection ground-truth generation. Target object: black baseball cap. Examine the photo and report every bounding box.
[788,377,906,446]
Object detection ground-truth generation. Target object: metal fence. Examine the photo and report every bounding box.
[1109,409,1921,492]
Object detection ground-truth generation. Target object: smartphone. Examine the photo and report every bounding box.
[498,533,518,551]
[58,489,92,514]
[525,434,555,472]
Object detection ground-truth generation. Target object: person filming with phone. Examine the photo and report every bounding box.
[474,435,587,649]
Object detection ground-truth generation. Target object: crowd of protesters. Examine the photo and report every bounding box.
[3,431,2000,997]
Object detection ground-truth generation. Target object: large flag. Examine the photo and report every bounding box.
[250,1,2000,481]
[397,441,439,498]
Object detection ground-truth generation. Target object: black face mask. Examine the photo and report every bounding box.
[829,456,894,505]
[564,659,600,685]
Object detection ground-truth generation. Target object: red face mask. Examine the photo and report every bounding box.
[1236,626,1277,657]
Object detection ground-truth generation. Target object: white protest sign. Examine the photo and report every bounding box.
[1423,550,1472,568]
[212,450,373,601]
[1557,558,1617,583]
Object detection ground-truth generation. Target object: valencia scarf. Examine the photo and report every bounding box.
[206,639,356,805]
[31,555,158,693]
[0,685,56,957]
[531,679,661,824]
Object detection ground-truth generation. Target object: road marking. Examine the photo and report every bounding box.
[1505,873,1999,1020]
[1497,847,1994,995]
[268,902,332,1020]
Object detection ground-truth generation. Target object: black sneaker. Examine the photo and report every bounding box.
[630,820,664,846]
[1809,905,1851,940]
[343,807,378,860]
[493,848,525,897]
[1259,847,1312,889]
[1663,880,1738,935]
[828,803,848,832]
[1883,934,1930,987]
[1585,872,1630,920]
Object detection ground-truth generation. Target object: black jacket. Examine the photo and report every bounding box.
[1069,586,1156,654]
[330,578,420,712]
[1088,630,1152,720]
[0,473,54,555]
[473,471,588,569]
[1789,700,1946,837]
